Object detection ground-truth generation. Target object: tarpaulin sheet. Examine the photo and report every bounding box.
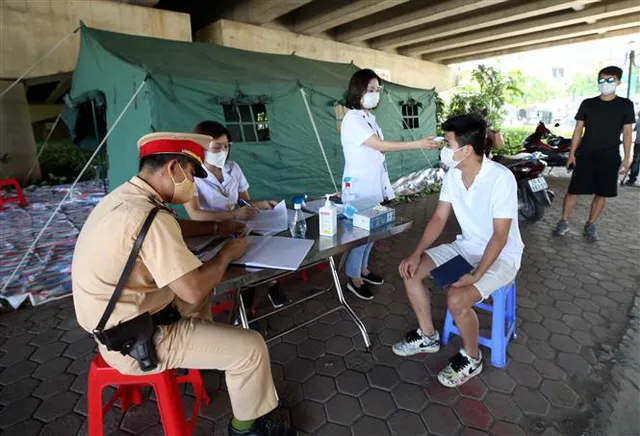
[0,181,104,308]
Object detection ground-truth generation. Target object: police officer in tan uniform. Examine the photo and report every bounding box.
[72,132,296,436]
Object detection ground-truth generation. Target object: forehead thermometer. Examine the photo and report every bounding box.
[433,136,445,143]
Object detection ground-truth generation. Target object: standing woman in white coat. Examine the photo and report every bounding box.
[341,69,439,300]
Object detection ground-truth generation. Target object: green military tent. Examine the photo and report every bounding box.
[67,24,439,206]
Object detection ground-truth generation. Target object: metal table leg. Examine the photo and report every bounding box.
[329,255,371,351]
[236,290,250,329]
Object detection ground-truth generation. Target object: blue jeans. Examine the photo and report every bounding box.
[345,243,374,279]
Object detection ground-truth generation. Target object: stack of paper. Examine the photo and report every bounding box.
[239,200,312,236]
[233,235,314,271]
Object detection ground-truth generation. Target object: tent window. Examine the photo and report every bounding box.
[222,103,270,142]
[402,102,419,129]
[334,104,347,134]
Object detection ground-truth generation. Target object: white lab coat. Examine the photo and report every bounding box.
[340,109,394,203]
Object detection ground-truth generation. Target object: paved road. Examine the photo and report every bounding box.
[0,177,638,435]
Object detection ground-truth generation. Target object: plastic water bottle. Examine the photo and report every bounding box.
[343,177,356,220]
[289,195,307,238]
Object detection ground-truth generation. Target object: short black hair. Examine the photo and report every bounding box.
[442,114,487,157]
[598,66,623,81]
[139,154,192,173]
[193,120,232,140]
[346,69,381,110]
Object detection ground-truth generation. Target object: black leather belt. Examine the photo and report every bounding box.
[151,304,181,326]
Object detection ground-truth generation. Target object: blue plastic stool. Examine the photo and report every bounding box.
[441,281,516,368]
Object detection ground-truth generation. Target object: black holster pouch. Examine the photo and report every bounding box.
[93,206,163,372]
[94,312,157,372]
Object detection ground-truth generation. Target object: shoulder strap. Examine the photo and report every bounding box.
[94,206,161,334]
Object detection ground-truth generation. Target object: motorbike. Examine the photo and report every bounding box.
[522,122,571,167]
[485,141,554,222]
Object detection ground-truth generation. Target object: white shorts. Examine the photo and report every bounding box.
[426,242,518,301]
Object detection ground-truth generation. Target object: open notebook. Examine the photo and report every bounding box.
[232,235,314,271]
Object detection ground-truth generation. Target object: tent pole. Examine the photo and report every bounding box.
[385,92,434,168]
[26,112,63,181]
[0,27,80,101]
[0,78,148,297]
[299,88,339,194]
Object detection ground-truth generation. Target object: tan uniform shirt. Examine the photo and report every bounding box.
[72,177,202,333]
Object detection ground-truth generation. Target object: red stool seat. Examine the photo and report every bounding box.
[0,178,27,210]
[88,354,211,436]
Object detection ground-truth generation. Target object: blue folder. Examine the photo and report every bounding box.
[431,255,474,288]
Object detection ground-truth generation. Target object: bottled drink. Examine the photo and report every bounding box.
[343,177,356,220]
[289,196,307,238]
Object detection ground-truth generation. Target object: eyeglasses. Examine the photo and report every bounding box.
[598,77,616,84]
[366,85,384,93]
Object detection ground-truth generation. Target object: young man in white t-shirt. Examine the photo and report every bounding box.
[393,114,524,387]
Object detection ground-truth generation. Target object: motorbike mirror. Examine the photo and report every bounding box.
[554,123,560,128]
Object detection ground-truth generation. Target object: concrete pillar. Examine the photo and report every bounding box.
[0,81,40,183]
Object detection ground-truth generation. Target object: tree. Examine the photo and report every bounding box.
[447,65,522,128]
[509,73,558,106]
[568,71,598,99]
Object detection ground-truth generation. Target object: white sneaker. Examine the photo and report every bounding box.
[392,329,441,357]
[437,348,483,388]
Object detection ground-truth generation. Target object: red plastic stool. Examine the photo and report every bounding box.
[88,354,211,436]
[0,178,27,210]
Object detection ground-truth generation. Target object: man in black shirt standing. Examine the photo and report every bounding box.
[553,66,635,242]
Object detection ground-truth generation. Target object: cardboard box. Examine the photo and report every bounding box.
[353,206,395,231]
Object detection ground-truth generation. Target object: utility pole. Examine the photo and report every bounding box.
[627,49,635,99]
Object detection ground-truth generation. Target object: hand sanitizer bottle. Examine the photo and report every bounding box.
[319,194,338,237]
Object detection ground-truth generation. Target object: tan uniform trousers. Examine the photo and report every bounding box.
[100,297,279,421]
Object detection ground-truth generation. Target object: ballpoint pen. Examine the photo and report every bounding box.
[238,198,260,213]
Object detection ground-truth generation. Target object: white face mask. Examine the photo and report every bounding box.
[598,82,617,96]
[440,146,467,169]
[205,150,228,169]
[362,92,380,109]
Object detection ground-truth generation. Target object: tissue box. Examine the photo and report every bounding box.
[353,206,396,231]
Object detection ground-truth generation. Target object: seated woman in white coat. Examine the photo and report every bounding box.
[185,121,287,310]
[341,69,439,300]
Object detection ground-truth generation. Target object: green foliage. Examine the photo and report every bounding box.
[36,140,107,185]
[396,183,442,203]
[492,127,531,156]
[447,65,522,128]
[435,93,445,133]
[509,73,559,106]
[568,71,599,98]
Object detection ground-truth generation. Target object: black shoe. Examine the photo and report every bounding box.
[268,285,288,309]
[361,272,384,286]
[228,417,298,436]
[346,280,374,300]
[625,178,637,186]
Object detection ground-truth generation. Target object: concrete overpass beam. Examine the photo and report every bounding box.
[292,0,407,35]
[403,0,639,57]
[371,0,589,50]
[441,27,639,64]
[428,14,640,62]
[197,19,455,91]
[227,0,313,26]
[334,0,508,43]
